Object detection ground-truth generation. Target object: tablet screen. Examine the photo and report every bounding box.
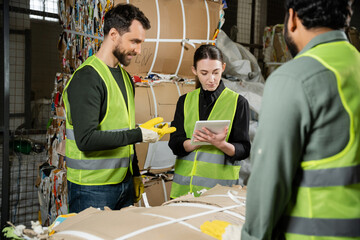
[191,120,230,145]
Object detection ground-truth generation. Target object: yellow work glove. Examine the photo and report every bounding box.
[200,220,231,240]
[140,117,164,130]
[139,117,163,143]
[133,176,144,203]
[140,117,176,141]
[157,123,176,140]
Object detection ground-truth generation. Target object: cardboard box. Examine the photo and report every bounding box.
[137,178,172,207]
[51,185,246,240]
[134,142,149,170]
[114,0,222,77]
[135,81,195,125]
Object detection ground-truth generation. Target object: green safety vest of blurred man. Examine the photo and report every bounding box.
[241,0,360,239]
[62,3,175,213]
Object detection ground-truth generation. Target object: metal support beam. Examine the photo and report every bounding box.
[1,0,11,235]
[2,4,60,19]
[25,29,31,129]
[250,0,256,54]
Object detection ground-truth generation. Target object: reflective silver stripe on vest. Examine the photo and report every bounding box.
[300,164,360,187]
[285,216,360,237]
[66,128,129,141]
[66,156,132,170]
[180,151,241,166]
[66,129,75,140]
[173,174,238,189]
[173,173,191,185]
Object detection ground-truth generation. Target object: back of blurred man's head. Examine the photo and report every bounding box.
[285,0,353,30]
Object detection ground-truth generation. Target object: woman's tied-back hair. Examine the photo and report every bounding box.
[193,44,224,69]
[285,0,353,30]
[193,44,224,88]
[104,4,151,36]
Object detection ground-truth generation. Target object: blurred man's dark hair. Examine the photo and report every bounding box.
[285,0,353,30]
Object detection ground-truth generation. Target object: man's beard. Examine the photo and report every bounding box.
[284,16,299,57]
[113,46,135,66]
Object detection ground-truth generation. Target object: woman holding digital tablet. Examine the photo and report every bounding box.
[169,44,251,198]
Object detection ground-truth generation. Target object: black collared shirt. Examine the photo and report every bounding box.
[169,80,251,161]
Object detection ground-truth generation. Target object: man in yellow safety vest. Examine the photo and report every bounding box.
[63,4,174,213]
[242,0,360,239]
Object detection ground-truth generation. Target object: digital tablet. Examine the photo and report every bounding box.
[191,120,231,145]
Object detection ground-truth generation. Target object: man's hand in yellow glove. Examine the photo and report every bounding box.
[157,123,176,140]
[139,117,176,141]
[139,117,163,143]
[133,176,144,203]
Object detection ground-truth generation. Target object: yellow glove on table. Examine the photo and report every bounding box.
[200,220,230,240]
[133,176,144,203]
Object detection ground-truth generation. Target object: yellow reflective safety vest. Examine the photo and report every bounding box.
[170,87,240,198]
[63,55,135,185]
[284,41,360,239]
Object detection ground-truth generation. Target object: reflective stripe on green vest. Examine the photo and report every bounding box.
[284,41,360,239]
[170,87,240,198]
[63,55,135,185]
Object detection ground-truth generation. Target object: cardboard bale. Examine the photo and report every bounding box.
[134,81,195,171]
[134,142,149,170]
[51,185,246,240]
[148,82,179,123]
[179,81,196,95]
[135,81,185,125]
[134,86,151,125]
[347,27,360,52]
[114,0,221,77]
[137,178,172,207]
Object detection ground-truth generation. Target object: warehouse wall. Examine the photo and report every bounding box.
[266,0,360,30]
[266,0,285,26]
[237,0,266,46]
[8,1,30,130]
[222,0,238,41]
[351,0,360,30]
[30,20,62,100]
[1,0,48,228]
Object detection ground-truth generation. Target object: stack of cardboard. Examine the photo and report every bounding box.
[346,27,360,52]
[115,0,222,77]
[51,185,246,240]
[134,81,195,207]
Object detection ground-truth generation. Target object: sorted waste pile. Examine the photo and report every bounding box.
[36,73,70,226]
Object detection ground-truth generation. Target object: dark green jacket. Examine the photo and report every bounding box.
[242,30,360,239]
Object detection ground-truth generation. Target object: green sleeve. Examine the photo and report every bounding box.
[241,71,309,239]
[67,66,142,152]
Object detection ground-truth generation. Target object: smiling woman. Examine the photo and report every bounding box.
[168,44,251,199]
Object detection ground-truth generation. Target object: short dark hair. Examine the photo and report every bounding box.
[193,44,224,69]
[103,4,151,36]
[285,0,353,30]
